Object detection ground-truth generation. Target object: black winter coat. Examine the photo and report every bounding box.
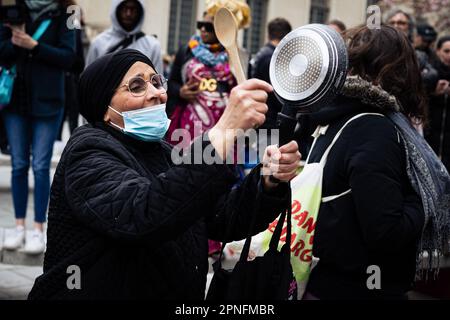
[28,123,288,300]
[300,92,424,300]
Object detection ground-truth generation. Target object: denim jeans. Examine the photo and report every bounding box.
[2,110,64,223]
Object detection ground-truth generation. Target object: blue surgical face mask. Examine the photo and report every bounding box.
[108,103,171,142]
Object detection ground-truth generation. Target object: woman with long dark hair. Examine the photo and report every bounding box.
[300,25,434,299]
[0,0,76,253]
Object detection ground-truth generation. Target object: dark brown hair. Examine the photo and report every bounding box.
[344,24,427,124]
[437,35,450,49]
[268,18,292,41]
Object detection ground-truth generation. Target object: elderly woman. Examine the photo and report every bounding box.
[28,49,301,300]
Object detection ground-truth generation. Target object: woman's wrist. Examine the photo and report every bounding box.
[208,124,236,161]
[30,41,40,53]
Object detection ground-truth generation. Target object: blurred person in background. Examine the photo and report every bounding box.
[0,0,76,254]
[386,9,438,90]
[386,9,438,134]
[414,23,440,94]
[166,0,251,147]
[248,18,304,163]
[249,17,292,132]
[162,54,173,80]
[426,36,450,170]
[414,23,438,62]
[386,9,415,42]
[85,0,162,73]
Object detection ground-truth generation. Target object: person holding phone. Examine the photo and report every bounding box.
[0,0,76,254]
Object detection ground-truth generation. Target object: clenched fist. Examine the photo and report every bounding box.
[262,141,302,190]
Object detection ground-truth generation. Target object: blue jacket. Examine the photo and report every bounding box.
[0,8,76,117]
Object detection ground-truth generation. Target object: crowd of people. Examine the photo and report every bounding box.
[0,0,449,300]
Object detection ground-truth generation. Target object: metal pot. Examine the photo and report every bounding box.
[270,24,348,115]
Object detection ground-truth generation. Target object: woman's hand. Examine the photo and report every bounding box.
[261,141,301,191]
[434,80,449,96]
[180,78,200,101]
[208,79,272,159]
[5,23,38,50]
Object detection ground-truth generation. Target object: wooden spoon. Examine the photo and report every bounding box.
[214,7,246,84]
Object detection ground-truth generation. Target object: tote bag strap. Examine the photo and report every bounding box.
[32,19,52,40]
[239,181,292,263]
[6,19,51,75]
[305,125,328,164]
[239,188,263,263]
[216,172,292,266]
[214,174,250,268]
[268,185,292,251]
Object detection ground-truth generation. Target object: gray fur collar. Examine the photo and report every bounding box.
[341,76,401,113]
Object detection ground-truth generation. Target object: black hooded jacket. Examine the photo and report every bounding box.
[300,77,425,299]
[28,123,288,300]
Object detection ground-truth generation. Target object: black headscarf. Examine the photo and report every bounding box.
[78,49,155,124]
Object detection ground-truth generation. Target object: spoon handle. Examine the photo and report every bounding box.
[228,45,246,85]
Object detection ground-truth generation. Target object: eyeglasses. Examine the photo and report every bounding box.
[119,74,167,97]
[389,20,409,27]
[197,21,215,33]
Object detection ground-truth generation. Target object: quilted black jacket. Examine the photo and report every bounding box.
[28,123,288,300]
